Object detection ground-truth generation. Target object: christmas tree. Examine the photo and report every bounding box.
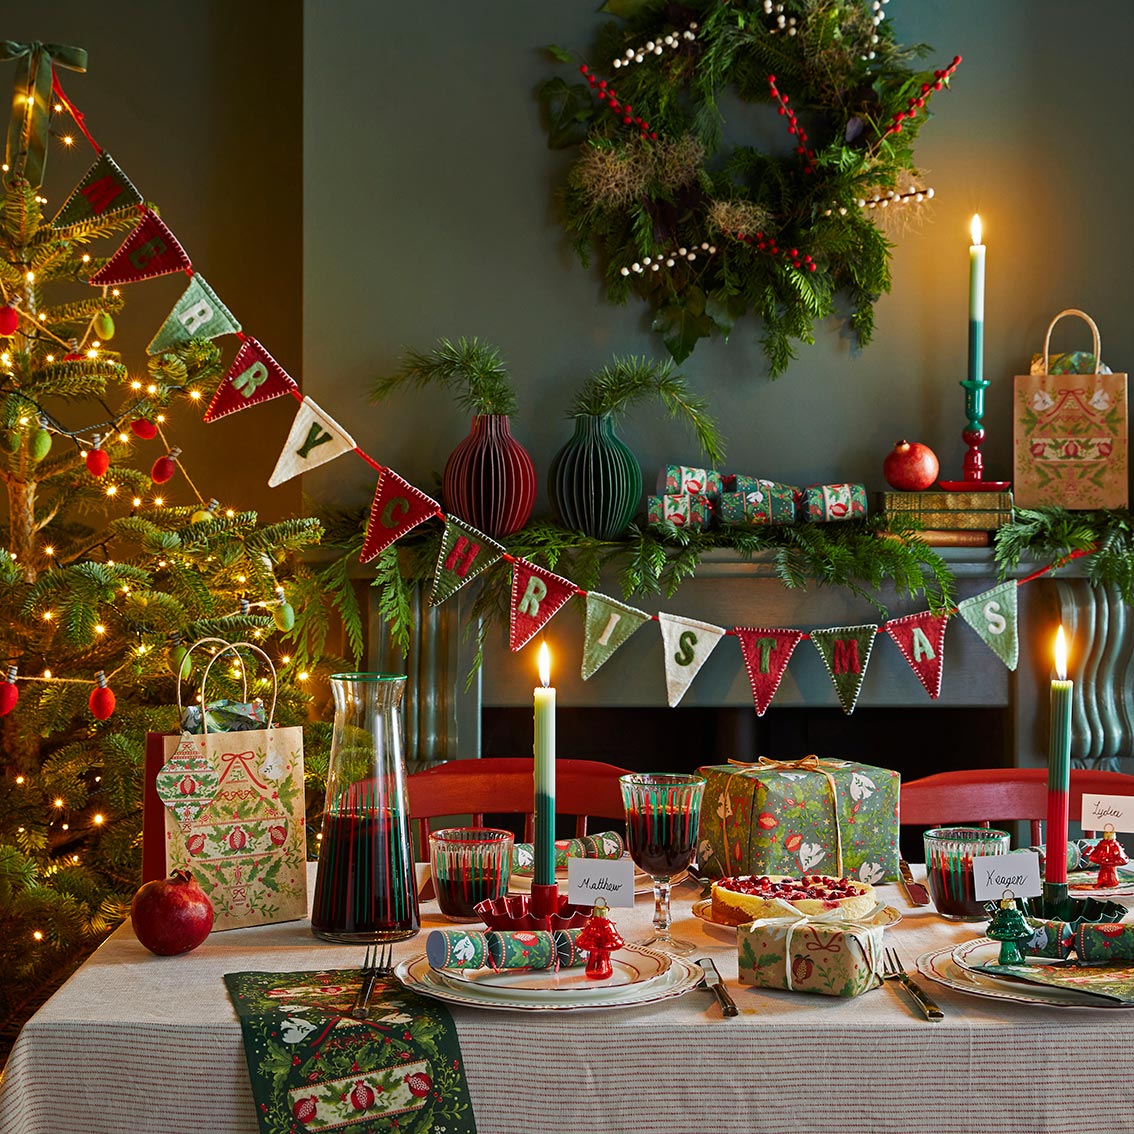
[0,47,333,1048]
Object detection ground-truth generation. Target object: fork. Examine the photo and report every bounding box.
[351,942,393,1020]
[882,946,944,1021]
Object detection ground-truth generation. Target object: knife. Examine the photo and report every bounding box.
[898,859,930,907]
[698,957,739,1017]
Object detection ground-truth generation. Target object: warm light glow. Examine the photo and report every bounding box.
[25,271,34,283]
[15,775,24,785]
[53,798,63,808]
[298,671,310,681]
[132,498,142,508]
[118,433,129,443]
[189,389,201,400]
[281,655,291,665]
[237,575,247,584]
[94,624,106,635]
[537,641,551,688]
[970,213,982,246]
[42,669,51,679]
[154,498,164,508]
[106,485,118,496]
[130,380,142,390]
[42,610,53,621]
[1054,625,1068,681]
[225,508,235,518]
[62,135,74,146]
[146,384,157,395]
[18,416,28,426]
[44,546,54,556]
[93,814,105,825]
[32,930,43,941]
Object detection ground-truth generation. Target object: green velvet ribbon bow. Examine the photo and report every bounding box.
[1,41,88,188]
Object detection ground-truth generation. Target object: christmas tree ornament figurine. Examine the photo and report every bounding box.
[272,586,295,632]
[576,898,625,979]
[0,303,18,336]
[0,665,18,716]
[88,671,116,720]
[984,893,1032,965]
[151,446,181,484]
[1088,825,1129,889]
[86,434,109,478]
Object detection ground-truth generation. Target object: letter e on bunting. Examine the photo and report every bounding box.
[957,581,1019,670]
[734,627,804,716]
[509,559,576,652]
[52,151,141,228]
[88,207,191,286]
[810,624,878,714]
[360,468,440,563]
[582,593,649,680]
[883,610,949,699]
[268,397,355,487]
[147,274,241,354]
[657,612,726,707]
[430,518,504,605]
[204,336,297,423]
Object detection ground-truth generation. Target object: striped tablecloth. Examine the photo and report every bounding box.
[1,867,1130,1134]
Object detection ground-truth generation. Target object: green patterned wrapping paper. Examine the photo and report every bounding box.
[426,928,586,971]
[647,493,712,531]
[729,474,800,498]
[511,830,624,875]
[718,483,797,527]
[662,464,724,500]
[696,759,900,883]
[1023,920,1134,962]
[799,483,868,522]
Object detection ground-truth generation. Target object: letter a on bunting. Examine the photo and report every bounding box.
[430,518,504,606]
[809,624,878,714]
[508,560,577,652]
[734,627,805,716]
[883,610,949,699]
[269,397,355,487]
[582,593,649,680]
[657,612,726,707]
[52,152,141,228]
[360,468,440,563]
[957,581,1019,670]
[88,208,191,286]
[204,336,298,423]
[147,274,241,354]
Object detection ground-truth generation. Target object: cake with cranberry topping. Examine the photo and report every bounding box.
[710,874,876,927]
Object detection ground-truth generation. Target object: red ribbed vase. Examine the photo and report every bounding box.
[442,414,536,538]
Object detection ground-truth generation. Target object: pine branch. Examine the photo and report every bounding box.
[371,336,519,416]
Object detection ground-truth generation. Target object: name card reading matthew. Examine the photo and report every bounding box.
[1082,794,1134,832]
[972,851,1042,902]
[567,856,636,908]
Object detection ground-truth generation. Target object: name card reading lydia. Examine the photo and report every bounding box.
[1082,794,1134,833]
[972,851,1042,901]
[567,856,636,908]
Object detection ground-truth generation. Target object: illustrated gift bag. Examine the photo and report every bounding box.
[143,639,307,931]
[1014,308,1128,508]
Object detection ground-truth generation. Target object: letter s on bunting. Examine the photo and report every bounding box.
[657,612,726,708]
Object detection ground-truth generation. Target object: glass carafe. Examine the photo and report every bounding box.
[311,673,420,942]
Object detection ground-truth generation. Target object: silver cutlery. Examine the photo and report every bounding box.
[351,942,393,1019]
[698,957,739,1017]
[883,946,943,1021]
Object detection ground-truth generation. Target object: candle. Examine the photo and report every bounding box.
[533,642,556,888]
[968,213,985,385]
[1044,626,1073,885]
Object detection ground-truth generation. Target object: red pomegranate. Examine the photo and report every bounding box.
[350,1082,376,1111]
[791,955,814,983]
[228,827,247,851]
[883,440,939,491]
[185,834,206,856]
[130,869,214,956]
[404,1071,432,1098]
[268,824,287,846]
[179,775,197,796]
[292,1096,318,1122]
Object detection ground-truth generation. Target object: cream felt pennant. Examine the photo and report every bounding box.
[268,397,355,487]
[657,612,726,707]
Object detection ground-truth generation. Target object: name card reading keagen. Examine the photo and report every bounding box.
[972,851,1042,901]
[567,856,636,908]
[1081,794,1134,833]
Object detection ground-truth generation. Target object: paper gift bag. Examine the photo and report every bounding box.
[1014,309,1128,508]
[143,639,307,931]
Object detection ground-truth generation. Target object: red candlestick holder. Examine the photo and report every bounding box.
[474,890,590,932]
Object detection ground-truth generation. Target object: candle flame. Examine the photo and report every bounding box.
[1054,625,1068,680]
[970,213,983,246]
[537,641,551,688]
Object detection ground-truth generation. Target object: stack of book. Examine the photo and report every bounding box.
[878,490,1013,547]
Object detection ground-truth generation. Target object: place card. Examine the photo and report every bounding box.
[972,851,1042,901]
[1081,794,1134,833]
[566,856,636,908]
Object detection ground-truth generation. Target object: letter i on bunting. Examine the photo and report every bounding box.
[810,624,878,714]
[360,469,440,563]
[957,581,1019,670]
[509,560,577,651]
[883,611,949,699]
[582,594,649,679]
[203,337,298,422]
[657,612,726,707]
[268,397,355,486]
[52,152,142,228]
[734,628,805,716]
[88,208,192,286]
[430,518,504,605]
[147,275,241,354]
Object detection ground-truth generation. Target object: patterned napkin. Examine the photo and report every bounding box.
[225,968,476,1133]
[977,959,1134,1005]
[511,830,624,876]
[426,928,585,971]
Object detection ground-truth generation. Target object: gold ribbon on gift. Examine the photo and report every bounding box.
[728,756,845,878]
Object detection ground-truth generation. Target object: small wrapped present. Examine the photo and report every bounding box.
[426,928,586,971]
[718,481,797,527]
[799,483,868,522]
[661,464,724,501]
[512,830,624,875]
[696,757,900,883]
[737,906,895,997]
[647,493,712,531]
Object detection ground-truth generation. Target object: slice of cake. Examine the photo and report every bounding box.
[710,874,877,927]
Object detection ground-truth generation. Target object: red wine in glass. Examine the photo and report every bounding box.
[624,807,697,876]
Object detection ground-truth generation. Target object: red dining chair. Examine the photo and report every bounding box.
[405,757,630,860]
[900,767,1134,843]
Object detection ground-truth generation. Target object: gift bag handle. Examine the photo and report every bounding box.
[198,642,279,733]
[175,636,245,717]
[1043,308,1102,374]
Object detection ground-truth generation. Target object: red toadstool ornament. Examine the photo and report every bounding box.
[86,434,109,478]
[1088,825,1129,889]
[89,670,116,720]
[151,446,181,485]
[575,898,625,980]
[0,664,18,716]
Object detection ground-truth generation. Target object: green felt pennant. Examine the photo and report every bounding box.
[957,581,1019,670]
[581,593,648,680]
[809,624,878,714]
[429,518,503,606]
[52,151,141,228]
[147,274,241,354]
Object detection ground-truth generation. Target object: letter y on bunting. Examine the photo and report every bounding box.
[360,469,440,563]
[88,208,191,286]
[204,337,297,423]
[810,624,878,714]
[268,397,355,486]
[509,560,577,651]
[957,581,1019,670]
[734,627,804,716]
[883,611,949,699]
[430,518,504,605]
[657,612,726,707]
[582,594,649,679]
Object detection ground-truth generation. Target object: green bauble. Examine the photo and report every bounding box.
[2,429,21,453]
[94,311,115,340]
[273,602,295,632]
[168,644,192,681]
[29,428,52,462]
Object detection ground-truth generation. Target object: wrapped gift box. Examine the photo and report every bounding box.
[696,758,900,883]
[880,490,1013,531]
[718,482,797,527]
[799,483,868,522]
[647,493,712,531]
[661,464,724,501]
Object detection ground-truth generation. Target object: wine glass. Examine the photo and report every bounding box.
[619,773,705,955]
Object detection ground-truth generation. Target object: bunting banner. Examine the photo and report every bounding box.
[957,581,1020,671]
[203,336,298,423]
[508,560,577,652]
[735,627,805,716]
[581,594,649,680]
[810,624,878,715]
[146,274,241,355]
[429,518,504,606]
[359,469,440,564]
[883,610,949,700]
[657,612,726,708]
[268,397,355,487]
[52,151,141,229]
[88,207,191,286]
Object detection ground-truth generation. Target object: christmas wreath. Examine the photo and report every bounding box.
[539,0,961,374]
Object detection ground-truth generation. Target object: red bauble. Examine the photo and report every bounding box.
[131,419,158,440]
[129,869,215,956]
[0,682,17,716]
[86,448,110,478]
[0,305,18,336]
[151,454,177,484]
[883,440,939,491]
[89,684,116,720]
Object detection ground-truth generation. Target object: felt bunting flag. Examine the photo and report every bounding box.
[88,208,191,285]
[429,518,504,606]
[268,397,355,487]
[359,468,441,564]
[957,581,1020,670]
[508,560,577,652]
[883,610,949,699]
[203,336,298,423]
[581,594,649,680]
[810,624,878,714]
[657,612,726,707]
[52,151,141,228]
[147,274,241,354]
[734,627,805,716]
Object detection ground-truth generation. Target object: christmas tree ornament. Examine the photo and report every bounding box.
[272,587,295,632]
[86,435,109,477]
[151,446,181,484]
[130,418,158,439]
[191,498,219,523]
[168,635,192,680]
[89,671,116,720]
[984,894,1032,965]
[0,304,18,336]
[93,310,115,340]
[575,898,625,979]
[2,428,20,453]
[28,417,52,462]
[1088,825,1129,889]
[0,665,18,716]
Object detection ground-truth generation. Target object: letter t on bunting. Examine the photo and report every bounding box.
[809,624,878,714]
[509,559,577,652]
[883,610,949,699]
[657,612,726,707]
[734,627,805,716]
[359,469,440,563]
[268,397,355,487]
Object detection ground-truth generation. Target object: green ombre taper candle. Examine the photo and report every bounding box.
[533,642,556,888]
[968,213,985,384]
[1045,626,1073,885]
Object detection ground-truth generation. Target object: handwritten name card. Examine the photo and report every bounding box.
[1081,794,1134,833]
[567,856,636,908]
[972,851,1042,901]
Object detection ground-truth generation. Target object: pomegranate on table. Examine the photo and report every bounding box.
[883,440,939,491]
[130,869,214,956]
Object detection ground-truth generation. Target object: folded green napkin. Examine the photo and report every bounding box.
[511,830,624,875]
[427,928,586,971]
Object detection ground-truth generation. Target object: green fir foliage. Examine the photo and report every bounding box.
[371,336,519,416]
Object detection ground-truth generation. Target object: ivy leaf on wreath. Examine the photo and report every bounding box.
[651,288,715,364]
[539,77,595,150]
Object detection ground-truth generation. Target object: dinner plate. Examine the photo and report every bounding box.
[1067,870,1134,898]
[509,855,686,895]
[691,898,903,931]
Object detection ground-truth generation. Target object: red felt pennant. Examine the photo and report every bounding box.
[734,627,805,716]
[203,337,297,423]
[884,610,949,699]
[508,559,577,652]
[88,208,191,286]
[360,469,440,563]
